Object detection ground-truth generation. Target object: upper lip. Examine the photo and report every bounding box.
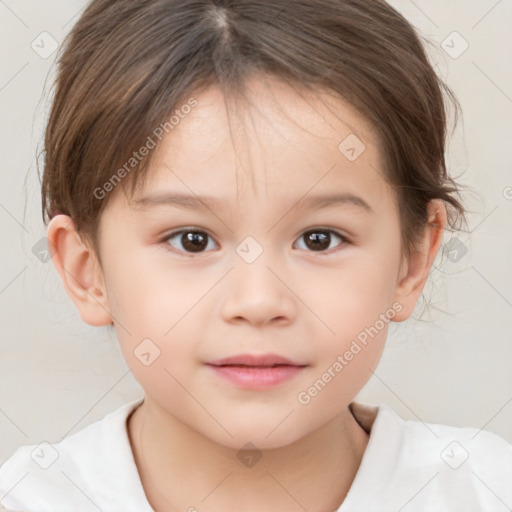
[207,354,307,367]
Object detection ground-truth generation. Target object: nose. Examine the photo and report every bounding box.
[220,255,297,327]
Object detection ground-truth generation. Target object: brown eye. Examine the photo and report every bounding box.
[164,230,217,254]
[295,229,347,253]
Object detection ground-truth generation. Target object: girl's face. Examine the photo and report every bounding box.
[90,77,421,449]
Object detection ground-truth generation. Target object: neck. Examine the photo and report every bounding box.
[127,398,369,512]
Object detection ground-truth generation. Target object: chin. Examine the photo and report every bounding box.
[203,421,308,453]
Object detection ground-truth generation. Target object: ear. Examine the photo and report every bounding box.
[46,215,113,327]
[392,199,447,322]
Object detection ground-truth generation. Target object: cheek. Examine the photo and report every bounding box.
[308,253,400,338]
[103,247,202,329]
[101,250,197,374]
[299,289,392,418]
[302,248,399,388]
[296,336,385,423]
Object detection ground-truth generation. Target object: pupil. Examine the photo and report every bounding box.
[183,232,207,252]
[179,231,332,253]
[306,231,329,251]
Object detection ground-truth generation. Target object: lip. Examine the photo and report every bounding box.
[206,353,308,389]
[207,353,305,367]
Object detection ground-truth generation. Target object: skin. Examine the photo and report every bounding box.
[47,75,447,511]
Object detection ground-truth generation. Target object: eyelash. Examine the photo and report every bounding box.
[160,227,350,256]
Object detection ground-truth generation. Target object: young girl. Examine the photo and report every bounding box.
[1,0,511,510]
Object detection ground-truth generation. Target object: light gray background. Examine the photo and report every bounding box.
[0,0,511,465]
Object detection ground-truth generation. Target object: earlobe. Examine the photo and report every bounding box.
[46,215,113,327]
[392,200,447,322]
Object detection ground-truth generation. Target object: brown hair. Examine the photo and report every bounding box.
[40,0,468,267]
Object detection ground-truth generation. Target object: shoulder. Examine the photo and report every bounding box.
[0,398,150,512]
[343,401,512,511]
[396,406,512,471]
[399,408,512,508]
[353,400,512,467]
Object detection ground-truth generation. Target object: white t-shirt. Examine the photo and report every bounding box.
[1,397,511,511]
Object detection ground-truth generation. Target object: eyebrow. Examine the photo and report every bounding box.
[296,193,374,214]
[133,192,374,214]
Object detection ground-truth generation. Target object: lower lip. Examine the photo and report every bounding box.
[206,364,306,389]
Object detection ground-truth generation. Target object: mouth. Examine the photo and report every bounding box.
[207,353,306,367]
[206,354,308,389]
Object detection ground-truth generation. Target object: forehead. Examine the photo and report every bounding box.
[126,75,394,215]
